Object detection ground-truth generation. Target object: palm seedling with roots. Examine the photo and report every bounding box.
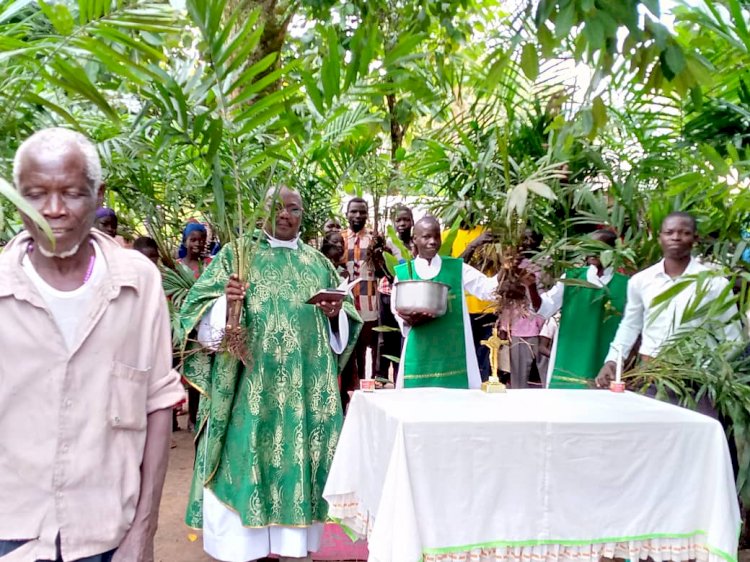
[481,159,566,341]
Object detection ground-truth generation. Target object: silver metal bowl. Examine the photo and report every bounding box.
[393,280,450,317]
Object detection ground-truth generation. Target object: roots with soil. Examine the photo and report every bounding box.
[365,233,388,279]
[493,247,531,338]
[223,296,251,365]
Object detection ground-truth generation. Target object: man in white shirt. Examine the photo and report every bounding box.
[596,212,741,387]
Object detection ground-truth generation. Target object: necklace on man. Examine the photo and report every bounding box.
[27,239,96,283]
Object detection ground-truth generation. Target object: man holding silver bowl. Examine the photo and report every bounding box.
[392,216,499,389]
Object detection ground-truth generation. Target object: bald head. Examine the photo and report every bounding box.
[413,216,441,260]
[13,128,104,258]
[414,216,440,231]
[264,184,297,204]
[13,128,102,193]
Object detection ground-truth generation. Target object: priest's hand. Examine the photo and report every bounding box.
[595,361,617,388]
[399,311,436,326]
[316,299,342,318]
[226,274,248,302]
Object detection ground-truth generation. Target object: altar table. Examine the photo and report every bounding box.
[323,389,740,562]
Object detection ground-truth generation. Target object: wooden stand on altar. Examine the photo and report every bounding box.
[481,327,507,393]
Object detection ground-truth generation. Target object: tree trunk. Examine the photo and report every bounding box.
[387,93,405,165]
[224,0,296,92]
[385,92,407,226]
[373,192,380,234]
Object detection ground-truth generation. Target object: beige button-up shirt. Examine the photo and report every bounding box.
[0,230,184,560]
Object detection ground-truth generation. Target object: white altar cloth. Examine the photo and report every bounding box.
[323,389,740,562]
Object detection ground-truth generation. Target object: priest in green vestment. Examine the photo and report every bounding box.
[392,216,498,389]
[523,229,628,389]
[178,186,362,561]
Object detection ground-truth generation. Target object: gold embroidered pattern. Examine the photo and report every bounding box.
[179,238,363,529]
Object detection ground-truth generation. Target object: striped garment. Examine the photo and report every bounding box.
[341,228,379,322]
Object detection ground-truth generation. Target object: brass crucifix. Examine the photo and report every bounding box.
[480,326,507,393]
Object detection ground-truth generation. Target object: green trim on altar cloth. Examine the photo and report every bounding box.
[328,517,361,542]
[419,529,736,562]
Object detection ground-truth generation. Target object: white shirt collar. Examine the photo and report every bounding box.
[654,256,699,278]
[585,264,614,288]
[413,254,442,280]
[264,230,300,250]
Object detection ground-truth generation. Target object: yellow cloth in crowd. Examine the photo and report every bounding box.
[449,226,494,315]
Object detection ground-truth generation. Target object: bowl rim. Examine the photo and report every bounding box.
[394,279,451,289]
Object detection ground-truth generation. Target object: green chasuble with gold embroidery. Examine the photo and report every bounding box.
[178,234,362,530]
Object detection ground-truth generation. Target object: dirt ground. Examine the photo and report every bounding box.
[154,425,212,562]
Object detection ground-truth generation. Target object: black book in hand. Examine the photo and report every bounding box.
[306,279,359,305]
[306,289,347,305]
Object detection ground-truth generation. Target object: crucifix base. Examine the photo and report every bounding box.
[481,375,506,393]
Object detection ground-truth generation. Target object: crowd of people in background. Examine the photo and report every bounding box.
[97,195,743,401]
[309,201,608,391]
[306,204,741,396]
[96,195,556,406]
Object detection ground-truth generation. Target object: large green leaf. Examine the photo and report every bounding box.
[520,42,539,81]
[384,33,426,68]
[383,251,399,277]
[321,26,341,105]
[38,0,74,35]
[0,178,53,245]
[439,217,462,257]
[521,180,557,201]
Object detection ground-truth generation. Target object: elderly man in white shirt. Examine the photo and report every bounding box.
[596,212,741,388]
